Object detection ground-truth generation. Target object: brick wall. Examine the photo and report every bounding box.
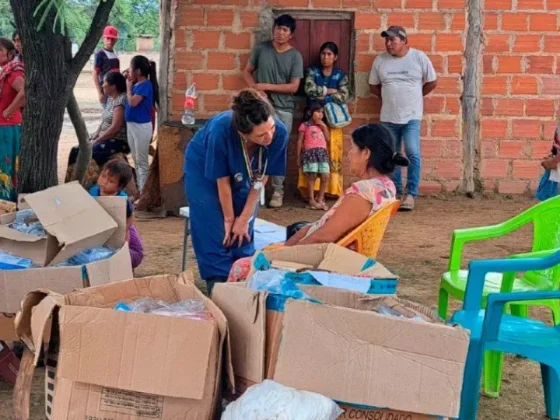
[169,0,560,194]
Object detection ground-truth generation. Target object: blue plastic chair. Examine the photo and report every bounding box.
[451,252,560,420]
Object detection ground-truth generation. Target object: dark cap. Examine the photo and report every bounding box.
[381,26,407,40]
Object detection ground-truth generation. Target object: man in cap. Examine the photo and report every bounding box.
[93,26,121,104]
[369,26,437,211]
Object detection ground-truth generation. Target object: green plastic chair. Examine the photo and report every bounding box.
[438,196,560,398]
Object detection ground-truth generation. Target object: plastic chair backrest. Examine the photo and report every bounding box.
[337,200,400,259]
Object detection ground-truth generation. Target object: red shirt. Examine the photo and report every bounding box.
[0,71,24,126]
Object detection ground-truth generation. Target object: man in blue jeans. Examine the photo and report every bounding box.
[368,26,438,211]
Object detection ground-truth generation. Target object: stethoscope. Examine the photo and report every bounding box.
[239,137,268,192]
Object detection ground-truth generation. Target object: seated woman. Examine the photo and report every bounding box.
[66,71,133,191]
[228,123,409,282]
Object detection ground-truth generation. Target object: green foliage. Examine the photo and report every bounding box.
[0,0,15,37]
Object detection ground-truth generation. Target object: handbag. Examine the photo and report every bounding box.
[324,101,351,128]
[536,169,559,201]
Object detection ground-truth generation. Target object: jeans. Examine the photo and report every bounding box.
[271,109,294,195]
[383,120,422,198]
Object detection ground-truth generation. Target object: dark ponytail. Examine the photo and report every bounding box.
[131,55,160,108]
[149,60,160,108]
[351,123,409,174]
[231,89,275,134]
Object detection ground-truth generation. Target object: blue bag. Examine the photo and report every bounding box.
[536,169,559,202]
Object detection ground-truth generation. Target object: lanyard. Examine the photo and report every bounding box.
[240,138,267,185]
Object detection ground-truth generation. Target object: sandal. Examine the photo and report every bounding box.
[306,202,323,211]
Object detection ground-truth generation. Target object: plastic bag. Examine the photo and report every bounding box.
[222,380,343,420]
[0,249,34,270]
[10,208,47,238]
[55,247,115,267]
[377,305,425,322]
[113,297,213,321]
[536,169,559,201]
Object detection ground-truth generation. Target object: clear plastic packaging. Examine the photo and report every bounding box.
[377,305,425,322]
[113,297,213,321]
[55,247,115,267]
[248,269,321,306]
[0,249,34,270]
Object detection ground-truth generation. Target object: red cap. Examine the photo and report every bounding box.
[103,26,119,39]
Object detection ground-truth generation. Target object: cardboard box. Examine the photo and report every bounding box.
[213,283,468,420]
[0,182,118,267]
[0,195,133,339]
[14,273,234,420]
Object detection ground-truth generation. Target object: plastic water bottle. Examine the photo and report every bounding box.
[181,83,197,126]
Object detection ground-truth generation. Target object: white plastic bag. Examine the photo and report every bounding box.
[221,380,343,420]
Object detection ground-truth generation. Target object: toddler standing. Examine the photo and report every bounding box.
[297,101,330,210]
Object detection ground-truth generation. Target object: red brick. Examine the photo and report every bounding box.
[495,99,524,116]
[502,13,529,30]
[428,55,444,73]
[498,181,528,194]
[526,99,554,117]
[422,141,443,157]
[224,32,252,49]
[442,141,462,158]
[419,182,443,193]
[496,56,522,73]
[532,141,553,157]
[207,52,236,70]
[418,13,445,29]
[356,33,371,53]
[445,98,461,114]
[342,0,371,7]
[447,55,463,73]
[549,0,560,8]
[512,119,541,138]
[222,74,247,90]
[482,76,508,95]
[483,55,495,74]
[544,35,560,53]
[192,31,221,49]
[512,35,540,53]
[444,181,461,192]
[269,0,308,6]
[517,0,544,8]
[482,119,508,137]
[405,0,432,7]
[240,11,259,28]
[433,161,462,178]
[542,77,560,95]
[239,53,250,68]
[374,0,402,7]
[171,92,186,111]
[408,34,433,51]
[373,35,387,51]
[499,141,527,158]
[512,161,540,179]
[387,13,416,28]
[482,140,498,158]
[175,30,187,48]
[176,52,204,70]
[424,97,445,114]
[206,10,235,27]
[176,8,205,27]
[438,0,464,8]
[355,97,382,115]
[356,54,374,72]
[510,76,538,94]
[432,119,458,137]
[436,76,460,94]
[543,121,558,138]
[192,73,219,90]
[484,13,499,30]
[313,0,341,5]
[451,13,466,30]
[481,98,495,116]
[435,34,463,52]
[529,14,558,31]
[482,160,509,178]
[205,94,232,111]
[526,56,554,74]
[486,0,512,8]
[355,14,382,29]
[486,35,510,53]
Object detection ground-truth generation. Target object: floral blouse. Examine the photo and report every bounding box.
[303,176,397,239]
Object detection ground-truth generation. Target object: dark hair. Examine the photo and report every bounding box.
[274,14,296,33]
[231,89,275,134]
[320,41,339,57]
[0,37,15,56]
[130,55,160,108]
[12,31,20,42]
[304,100,324,123]
[104,71,126,94]
[351,123,409,174]
[102,159,133,189]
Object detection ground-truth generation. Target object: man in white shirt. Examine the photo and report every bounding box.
[369,26,437,211]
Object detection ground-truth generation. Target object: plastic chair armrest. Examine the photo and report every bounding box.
[508,248,560,259]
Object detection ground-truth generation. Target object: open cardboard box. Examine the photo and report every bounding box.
[0,194,132,340]
[213,282,469,420]
[14,273,233,420]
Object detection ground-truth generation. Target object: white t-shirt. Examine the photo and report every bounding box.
[368,48,437,124]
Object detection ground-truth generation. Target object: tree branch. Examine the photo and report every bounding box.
[70,0,116,75]
[67,92,92,186]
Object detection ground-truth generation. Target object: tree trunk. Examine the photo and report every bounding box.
[66,92,92,185]
[10,0,115,193]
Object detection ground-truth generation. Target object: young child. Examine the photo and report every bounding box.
[297,101,330,211]
[125,55,160,194]
[90,159,144,269]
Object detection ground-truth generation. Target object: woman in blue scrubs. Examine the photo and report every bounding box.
[184,89,289,295]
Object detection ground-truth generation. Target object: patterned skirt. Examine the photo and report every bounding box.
[0,125,21,202]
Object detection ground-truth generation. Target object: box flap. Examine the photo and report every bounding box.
[0,226,44,243]
[56,305,216,400]
[0,266,83,313]
[23,182,118,265]
[95,196,127,249]
[212,283,266,385]
[318,243,377,275]
[85,244,133,287]
[0,312,17,341]
[274,300,469,418]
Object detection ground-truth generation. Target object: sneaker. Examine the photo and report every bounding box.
[400,195,415,211]
[268,192,283,208]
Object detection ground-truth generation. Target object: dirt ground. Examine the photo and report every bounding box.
[0,54,551,419]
